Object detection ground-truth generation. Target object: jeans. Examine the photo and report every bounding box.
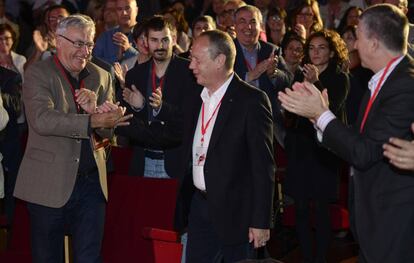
[144,157,169,178]
[27,172,106,263]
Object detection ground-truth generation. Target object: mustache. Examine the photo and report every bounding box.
[154,49,166,53]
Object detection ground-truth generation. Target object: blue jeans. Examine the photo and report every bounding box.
[27,172,106,263]
[144,157,169,178]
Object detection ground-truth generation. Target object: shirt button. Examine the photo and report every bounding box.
[75,158,80,163]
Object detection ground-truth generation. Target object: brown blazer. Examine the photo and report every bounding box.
[14,57,114,208]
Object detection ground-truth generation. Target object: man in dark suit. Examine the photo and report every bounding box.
[180,29,275,262]
[279,4,414,263]
[116,15,195,179]
[233,5,290,145]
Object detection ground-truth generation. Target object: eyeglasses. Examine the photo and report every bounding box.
[297,13,314,18]
[270,15,282,22]
[58,35,95,50]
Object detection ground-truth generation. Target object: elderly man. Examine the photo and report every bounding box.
[180,29,275,262]
[93,0,139,64]
[14,14,131,263]
[279,4,414,263]
[234,5,291,145]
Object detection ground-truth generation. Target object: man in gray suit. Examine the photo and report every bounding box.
[14,15,131,263]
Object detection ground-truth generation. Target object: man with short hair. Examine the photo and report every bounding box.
[279,4,414,262]
[116,15,195,179]
[383,0,414,55]
[14,14,131,263]
[180,29,275,262]
[234,5,290,145]
[93,0,138,64]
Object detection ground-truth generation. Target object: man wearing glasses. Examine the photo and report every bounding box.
[14,14,131,263]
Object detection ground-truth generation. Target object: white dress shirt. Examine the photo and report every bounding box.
[192,73,234,191]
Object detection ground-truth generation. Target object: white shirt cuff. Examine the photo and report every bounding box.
[315,110,336,142]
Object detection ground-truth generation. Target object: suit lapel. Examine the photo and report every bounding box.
[51,58,79,113]
[357,56,410,132]
[207,75,239,151]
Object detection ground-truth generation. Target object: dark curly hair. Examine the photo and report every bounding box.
[303,29,349,70]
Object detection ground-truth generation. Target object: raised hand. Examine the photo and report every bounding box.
[122,84,145,109]
[33,30,49,52]
[113,62,128,88]
[91,106,132,128]
[149,88,162,111]
[302,64,319,83]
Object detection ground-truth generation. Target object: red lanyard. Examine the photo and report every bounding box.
[152,61,165,93]
[200,98,223,145]
[53,55,84,113]
[244,57,259,72]
[359,56,400,133]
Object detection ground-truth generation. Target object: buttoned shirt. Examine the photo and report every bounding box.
[192,73,234,191]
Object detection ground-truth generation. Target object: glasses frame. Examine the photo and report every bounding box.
[58,34,94,50]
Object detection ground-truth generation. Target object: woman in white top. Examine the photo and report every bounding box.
[0,23,26,78]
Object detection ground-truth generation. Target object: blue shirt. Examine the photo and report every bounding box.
[93,26,138,65]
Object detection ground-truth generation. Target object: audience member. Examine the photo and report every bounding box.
[162,7,191,53]
[284,29,349,263]
[289,0,323,40]
[116,15,194,179]
[281,32,305,78]
[320,0,350,29]
[24,4,70,70]
[233,5,290,145]
[181,29,274,263]
[336,6,362,34]
[0,23,26,77]
[265,7,287,46]
[218,0,246,39]
[93,0,138,64]
[14,14,131,263]
[278,5,414,262]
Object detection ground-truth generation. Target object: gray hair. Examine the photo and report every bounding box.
[56,14,96,37]
[234,5,263,25]
[200,30,236,71]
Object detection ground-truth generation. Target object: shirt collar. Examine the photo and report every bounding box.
[200,73,234,104]
[368,55,404,94]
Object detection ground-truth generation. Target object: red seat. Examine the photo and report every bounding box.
[102,175,182,263]
[0,199,32,262]
[110,146,134,176]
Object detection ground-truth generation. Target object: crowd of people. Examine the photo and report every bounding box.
[0,0,413,263]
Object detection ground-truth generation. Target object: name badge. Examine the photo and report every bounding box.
[194,146,208,166]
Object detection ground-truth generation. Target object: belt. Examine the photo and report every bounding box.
[196,188,207,199]
[77,167,98,178]
[144,150,164,160]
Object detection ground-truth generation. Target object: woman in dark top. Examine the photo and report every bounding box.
[284,29,349,263]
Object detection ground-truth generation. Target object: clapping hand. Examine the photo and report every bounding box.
[122,84,145,109]
[76,89,97,114]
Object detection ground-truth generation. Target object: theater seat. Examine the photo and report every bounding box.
[102,175,182,263]
[0,200,32,263]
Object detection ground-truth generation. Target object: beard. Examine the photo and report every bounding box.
[152,49,170,62]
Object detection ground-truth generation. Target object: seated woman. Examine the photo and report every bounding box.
[284,29,349,263]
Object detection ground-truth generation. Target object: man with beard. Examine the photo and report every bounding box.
[116,15,195,179]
